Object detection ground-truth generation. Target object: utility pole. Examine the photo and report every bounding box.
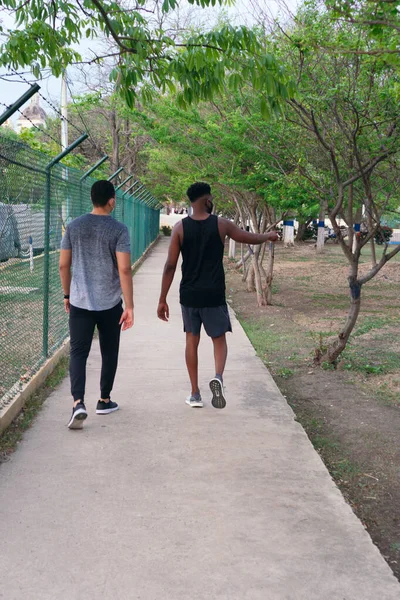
[60,71,69,150]
[61,70,70,227]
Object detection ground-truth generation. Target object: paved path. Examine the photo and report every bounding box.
[1,238,399,600]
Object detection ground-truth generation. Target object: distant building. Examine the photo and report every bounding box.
[16,95,47,133]
[1,118,15,131]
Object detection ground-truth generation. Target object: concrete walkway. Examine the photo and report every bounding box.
[0,238,399,600]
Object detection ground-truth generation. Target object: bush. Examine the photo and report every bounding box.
[375,225,393,245]
[161,225,172,236]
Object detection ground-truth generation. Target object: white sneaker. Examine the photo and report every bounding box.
[185,395,203,408]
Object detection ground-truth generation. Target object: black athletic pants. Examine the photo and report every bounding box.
[69,301,123,402]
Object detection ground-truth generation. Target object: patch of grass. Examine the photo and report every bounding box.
[322,361,336,371]
[0,356,69,464]
[331,458,361,480]
[354,316,398,337]
[390,542,400,553]
[281,255,311,262]
[240,318,301,360]
[277,367,294,379]
[341,347,400,375]
[313,434,339,451]
[373,382,400,406]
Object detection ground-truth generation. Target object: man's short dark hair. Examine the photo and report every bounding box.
[91,180,115,207]
[186,182,211,203]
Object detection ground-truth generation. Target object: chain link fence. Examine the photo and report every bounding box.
[0,133,160,411]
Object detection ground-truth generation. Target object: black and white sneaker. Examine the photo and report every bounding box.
[67,402,88,429]
[209,378,226,409]
[96,398,119,415]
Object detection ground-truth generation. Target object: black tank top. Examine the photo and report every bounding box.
[180,215,225,308]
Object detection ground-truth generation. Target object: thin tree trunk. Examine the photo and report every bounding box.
[316,199,326,254]
[265,242,275,305]
[370,237,377,268]
[252,246,267,306]
[296,220,310,242]
[315,275,361,364]
[228,238,236,259]
[246,261,255,291]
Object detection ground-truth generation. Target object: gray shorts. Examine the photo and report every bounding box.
[181,304,232,338]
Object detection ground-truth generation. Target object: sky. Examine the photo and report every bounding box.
[0,0,298,121]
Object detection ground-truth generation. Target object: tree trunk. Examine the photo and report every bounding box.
[296,219,311,242]
[370,237,377,268]
[246,261,255,291]
[228,238,236,259]
[265,242,275,305]
[316,199,326,254]
[110,110,120,174]
[352,204,363,253]
[283,219,295,246]
[315,275,361,364]
[252,246,267,306]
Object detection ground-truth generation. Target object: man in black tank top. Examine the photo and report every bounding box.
[158,182,278,409]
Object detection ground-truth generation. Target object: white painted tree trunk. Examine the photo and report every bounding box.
[352,223,360,253]
[283,220,294,246]
[228,238,236,259]
[316,222,325,253]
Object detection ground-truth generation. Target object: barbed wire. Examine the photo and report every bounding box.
[10,67,87,139]
[0,101,62,147]
[7,67,110,159]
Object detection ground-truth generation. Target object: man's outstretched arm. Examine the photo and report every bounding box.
[157,223,182,321]
[221,219,279,245]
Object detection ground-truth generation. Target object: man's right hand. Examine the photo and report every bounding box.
[157,301,169,322]
[266,231,279,243]
[119,307,134,331]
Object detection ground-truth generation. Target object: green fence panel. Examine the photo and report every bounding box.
[0,132,160,411]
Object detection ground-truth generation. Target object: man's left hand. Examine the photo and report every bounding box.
[64,299,70,314]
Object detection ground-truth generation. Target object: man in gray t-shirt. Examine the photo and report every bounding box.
[59,180,134,429]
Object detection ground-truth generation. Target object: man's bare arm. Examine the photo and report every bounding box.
[220,219,279,245]
[158,223,182,321]
[59,249,72,313]
[116,251,134,330]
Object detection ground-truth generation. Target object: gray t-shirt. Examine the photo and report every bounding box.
[61,213,131,311]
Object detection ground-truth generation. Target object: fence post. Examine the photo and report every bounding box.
[0,84,40,125]
[107,167,124,182]
[42,133,88,358]
[42,168,51,358]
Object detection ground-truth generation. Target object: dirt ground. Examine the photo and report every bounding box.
[225,241,400,580]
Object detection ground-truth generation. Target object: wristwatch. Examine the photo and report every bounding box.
[64,294,70,300]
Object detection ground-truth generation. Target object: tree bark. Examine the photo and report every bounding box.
[316,199,326,253]
[265,242,275,305]
[252,246,267,306]
[228,238,236,259]
[246,261,255,291]
[315,275,361,364]
[296,219,311,242]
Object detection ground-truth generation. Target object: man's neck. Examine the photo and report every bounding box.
[191,208,211,221]
[91,207,111,216]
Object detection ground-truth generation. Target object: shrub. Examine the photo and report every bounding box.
[161,225,172,236]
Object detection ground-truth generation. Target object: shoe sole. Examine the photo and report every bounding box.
[185,399,203,408]
[96,406,119,415]
[209,379,226,409]
[68,410,87,429]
